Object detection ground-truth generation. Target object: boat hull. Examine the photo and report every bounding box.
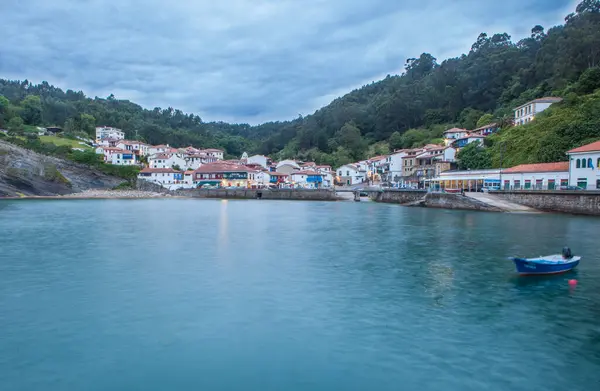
[512,258,579,275]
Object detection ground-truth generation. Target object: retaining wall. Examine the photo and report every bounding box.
[373,189,427,204]
[174,188,339,201]
[491,190,600,216]
[374,190,500,212]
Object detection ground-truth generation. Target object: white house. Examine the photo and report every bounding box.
[248,170,271,186]
[501,162,569,190]
[247,155,271,169]
[138,168,187,189]
[514,97,563,126]
[452,135,487,149]
[148,144,171,156]
[276,160,301,175]
[443,128,468,145]
[148,153,186,169]
[387,150,408,183]
[567,140,600,190]
[95,126,125,141]
[198,148,224,160]
[337,164,367,186]
[95,147,135,165]
[116,140,150,156]
[289,171,324,189]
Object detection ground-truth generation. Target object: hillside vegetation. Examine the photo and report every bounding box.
[0,0,599,168]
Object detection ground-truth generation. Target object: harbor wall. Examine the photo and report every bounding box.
[174,188,339,201]
[373,189,427,204]
[374,190,501,212]
[491,190,600,216]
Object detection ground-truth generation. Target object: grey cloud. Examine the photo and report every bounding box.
[0,0,574,124]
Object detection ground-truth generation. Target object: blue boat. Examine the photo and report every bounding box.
[510,247,581,276]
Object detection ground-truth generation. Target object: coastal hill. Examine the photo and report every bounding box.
[0,140,125,197]
[0,0,599,168]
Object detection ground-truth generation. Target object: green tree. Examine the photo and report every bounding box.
[64,117,78,133]
[335,121,367,160]
[458,108,485,130]
[389,131,403,150]
[476,113,495,128]
[79,114,96,136]
[7,116,25,136]
[21,95,42,125]
[456,141,492,169]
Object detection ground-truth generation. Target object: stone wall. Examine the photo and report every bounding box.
[491,190,600,216]
[374,190,501,212]
[174,188,339,201]
[373,189,427,204]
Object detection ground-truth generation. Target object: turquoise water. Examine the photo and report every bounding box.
[0,199,599,390]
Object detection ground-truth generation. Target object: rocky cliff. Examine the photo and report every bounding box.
[0,140,126,196]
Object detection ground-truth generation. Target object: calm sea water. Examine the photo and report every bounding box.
[0,199,599,391]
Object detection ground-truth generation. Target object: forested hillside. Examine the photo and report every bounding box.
[1,0,599,167]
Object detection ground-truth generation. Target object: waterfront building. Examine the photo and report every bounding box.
[443,128,468,146]
[137,168,185,189]
[95,126,125,141]
[316,165,333,187]
[514,97,562,126]
[567,140,600,189]
[268,172,289,186]
[193,162,251,188]
[500,162,569,190]
[336,164,367,186]
[290,171,324,189]
[426,169,501,191]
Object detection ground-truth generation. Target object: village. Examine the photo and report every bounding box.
[93,96,600,192]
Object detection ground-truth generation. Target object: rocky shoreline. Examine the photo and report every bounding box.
[2,189,172,199]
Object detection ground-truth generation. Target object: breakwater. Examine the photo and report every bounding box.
[174,188,339,201]
[491,190,600,216]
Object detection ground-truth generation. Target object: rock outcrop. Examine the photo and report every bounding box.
[0,140,126,197]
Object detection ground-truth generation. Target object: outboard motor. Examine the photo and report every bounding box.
[562,247,572,259]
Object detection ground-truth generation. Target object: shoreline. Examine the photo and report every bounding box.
[1,189,175,200]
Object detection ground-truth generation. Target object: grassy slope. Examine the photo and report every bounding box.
[39,135,92,150]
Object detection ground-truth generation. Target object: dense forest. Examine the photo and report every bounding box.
[1,0,599,168]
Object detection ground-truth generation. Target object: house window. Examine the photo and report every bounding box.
[548,179,555,190]
[576,159,581,168]
[535,179,543,190]
[596,179,600,189]
[503,180,510,190]
[346,171,350,176]
[524,180,531,189]
[597,158,600,169]
[560,179,568,188]
[577,178,587,189]
[514,180,521,189]
[588,158,593,168]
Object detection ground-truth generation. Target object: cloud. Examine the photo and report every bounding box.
[0,0,575,124]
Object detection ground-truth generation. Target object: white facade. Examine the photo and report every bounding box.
[116,141,149,156]
[501,171,568,190]
[95,126,125,141]
[248,170,271,185]
[514,97,562,126]
[568,148,600,190]
[138,168,190,190]
[199,149,224,160]
[337,164,367,186]
[148,145,170,156]
[388,150,408,183]
[149,154,186,169]
[443,128,468,145]
[247,155,270,169]
[290,172,323,188]
[110,151,137,166]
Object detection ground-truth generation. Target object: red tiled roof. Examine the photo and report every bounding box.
[101,147,129,153]
[193,162,250,173]
[369,155,388,161]
[503,162,569,174]
[443,128,467,134]
[473,123,498,131]
[140,168,181,174]
[153,144,169,148]
[151,153,172,159]
[199,148,224,153]
[291,170,323,176]
[567,140,600,154]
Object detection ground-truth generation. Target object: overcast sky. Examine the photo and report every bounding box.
[0,0,578,124]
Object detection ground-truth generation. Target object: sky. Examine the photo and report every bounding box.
[0,0,579,124]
